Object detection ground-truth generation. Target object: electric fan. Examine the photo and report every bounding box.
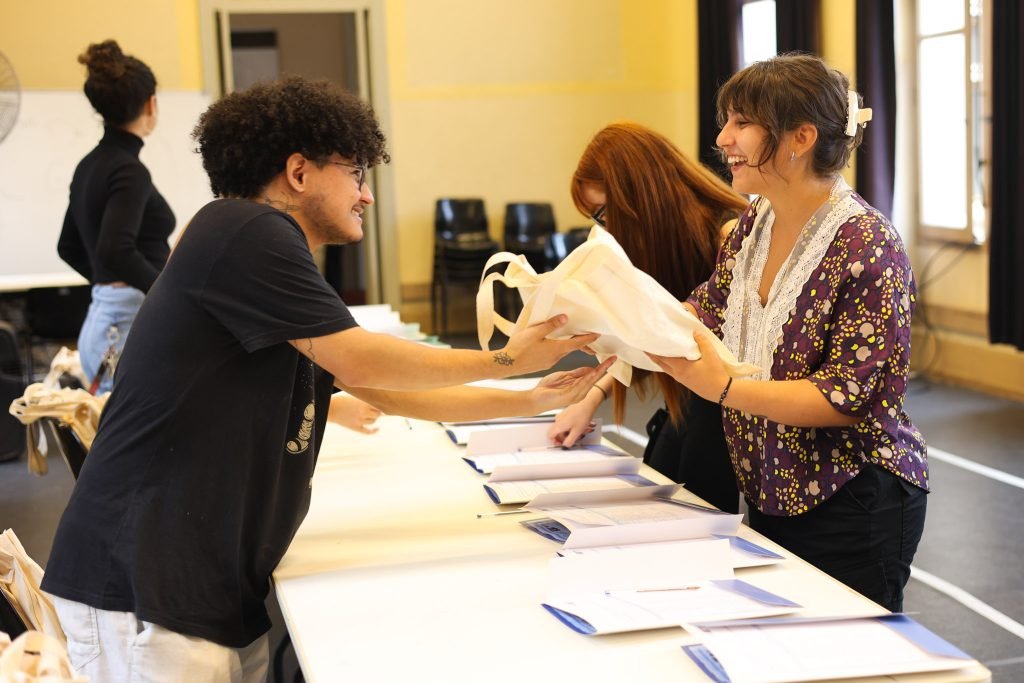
[0,52,20,145]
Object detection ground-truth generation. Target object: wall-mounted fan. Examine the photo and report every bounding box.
[0,52,20,145]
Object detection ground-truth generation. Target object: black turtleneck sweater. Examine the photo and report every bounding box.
[57,127,175,292]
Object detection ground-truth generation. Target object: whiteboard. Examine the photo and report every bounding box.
[0,90,214,287]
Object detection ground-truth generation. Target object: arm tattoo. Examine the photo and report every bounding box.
[492,351,514,367]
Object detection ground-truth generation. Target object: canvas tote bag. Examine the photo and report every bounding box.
[0,530,64,647]
[8,386,106,476]
[0,631,85,683]
[477,225,759,387]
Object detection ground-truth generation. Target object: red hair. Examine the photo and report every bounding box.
[571,122,747,425]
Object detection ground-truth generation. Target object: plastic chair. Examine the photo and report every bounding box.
[23,286,91,383]
[39,417,88,480]
[431,198,499,337]
[503,202,557,272]
[544,227,591,267]
[0,322,25,463]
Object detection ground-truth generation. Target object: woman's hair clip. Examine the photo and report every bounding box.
[845,89,873,137]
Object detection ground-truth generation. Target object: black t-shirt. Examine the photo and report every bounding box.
[57,127,175,292]
[42,199,357,647]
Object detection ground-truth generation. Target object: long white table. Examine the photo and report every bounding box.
[274,415,990,683]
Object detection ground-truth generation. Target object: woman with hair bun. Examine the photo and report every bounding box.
[57,40,173,393]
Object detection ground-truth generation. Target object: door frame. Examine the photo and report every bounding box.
[198,0,399,307]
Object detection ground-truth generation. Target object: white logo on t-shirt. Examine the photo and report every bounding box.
[286,402,315,454]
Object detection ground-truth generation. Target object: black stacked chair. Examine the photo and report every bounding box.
[23,286,91,382]
[503,202,557,272]
[544,226,591,267]
[432,198,500,337]
[40,417,89,480]
[0,321,26,463]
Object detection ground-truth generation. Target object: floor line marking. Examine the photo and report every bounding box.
[608,424,649,449]
[927,447,1024,491]
[911,566,1024,641]
[984,655,1024,667]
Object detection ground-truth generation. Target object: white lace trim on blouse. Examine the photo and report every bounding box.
[722,177,865,381]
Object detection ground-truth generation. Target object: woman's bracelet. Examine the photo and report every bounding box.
[593,384,609,402]
[717,377,733,405]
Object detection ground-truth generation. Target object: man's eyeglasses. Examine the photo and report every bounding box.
[325,160,367,188]
[591,205,606,227]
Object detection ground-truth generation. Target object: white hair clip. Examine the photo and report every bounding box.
[846,89,873,137]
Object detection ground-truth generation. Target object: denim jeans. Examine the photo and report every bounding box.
[50,596,269,683]
[77,284,145,393]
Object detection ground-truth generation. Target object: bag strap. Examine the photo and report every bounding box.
[475,252,541,350]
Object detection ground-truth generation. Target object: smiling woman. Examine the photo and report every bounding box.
[651,53,928,614]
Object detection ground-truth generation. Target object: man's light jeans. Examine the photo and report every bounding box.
[51,596,269,683]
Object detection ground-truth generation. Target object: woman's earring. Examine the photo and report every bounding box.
[790,150,796,162]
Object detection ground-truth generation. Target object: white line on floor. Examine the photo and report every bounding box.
[927,447,1024,490]
[607,424,649,449]
[910,566,1024,641]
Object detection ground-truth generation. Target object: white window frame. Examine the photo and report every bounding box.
[911,0,989,245]
[740,0,777,67]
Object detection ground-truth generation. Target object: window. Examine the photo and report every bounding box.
[913,0,987,243]
[741,0,777,67]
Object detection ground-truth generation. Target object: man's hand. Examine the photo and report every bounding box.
[498,315,600,375]
[328,394,383,434]
[529,356,615,415]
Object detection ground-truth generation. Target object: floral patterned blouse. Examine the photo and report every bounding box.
[687,178,928,516]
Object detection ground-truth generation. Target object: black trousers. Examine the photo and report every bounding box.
[642,395,739,514]
[747,465,927,612]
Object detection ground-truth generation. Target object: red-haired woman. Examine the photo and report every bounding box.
[549,122,747,513]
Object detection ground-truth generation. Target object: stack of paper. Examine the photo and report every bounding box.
[347,304,426,341]
[541,538,799,635]
[682,614,975,683]
[484,456,654,505]
[443,415,559,447]
[460,422,621,475]
[522,486,743,549]
[560,535,785,571]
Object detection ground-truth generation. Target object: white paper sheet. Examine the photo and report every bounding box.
[559,535,786,570]
[548,537,734,595]
[685,615,974,683]
[543,579,799,635]
[484,475,644,505]
[526,487,742,549]
[466,444,625,476]
[465,421,602,457]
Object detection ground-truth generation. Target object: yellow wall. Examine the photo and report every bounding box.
[0,0,202,90]
[3,0,1020,395]
[386,0,698,295]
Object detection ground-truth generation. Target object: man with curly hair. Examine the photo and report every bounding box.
[41,77,605,682]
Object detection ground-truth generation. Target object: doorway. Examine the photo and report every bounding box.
[199,0,397,307]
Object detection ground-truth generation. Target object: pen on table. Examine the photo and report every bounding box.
[515,444,567,453]
[604,585,701,595]
[476,509,532,518]
[404,418,413,431]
